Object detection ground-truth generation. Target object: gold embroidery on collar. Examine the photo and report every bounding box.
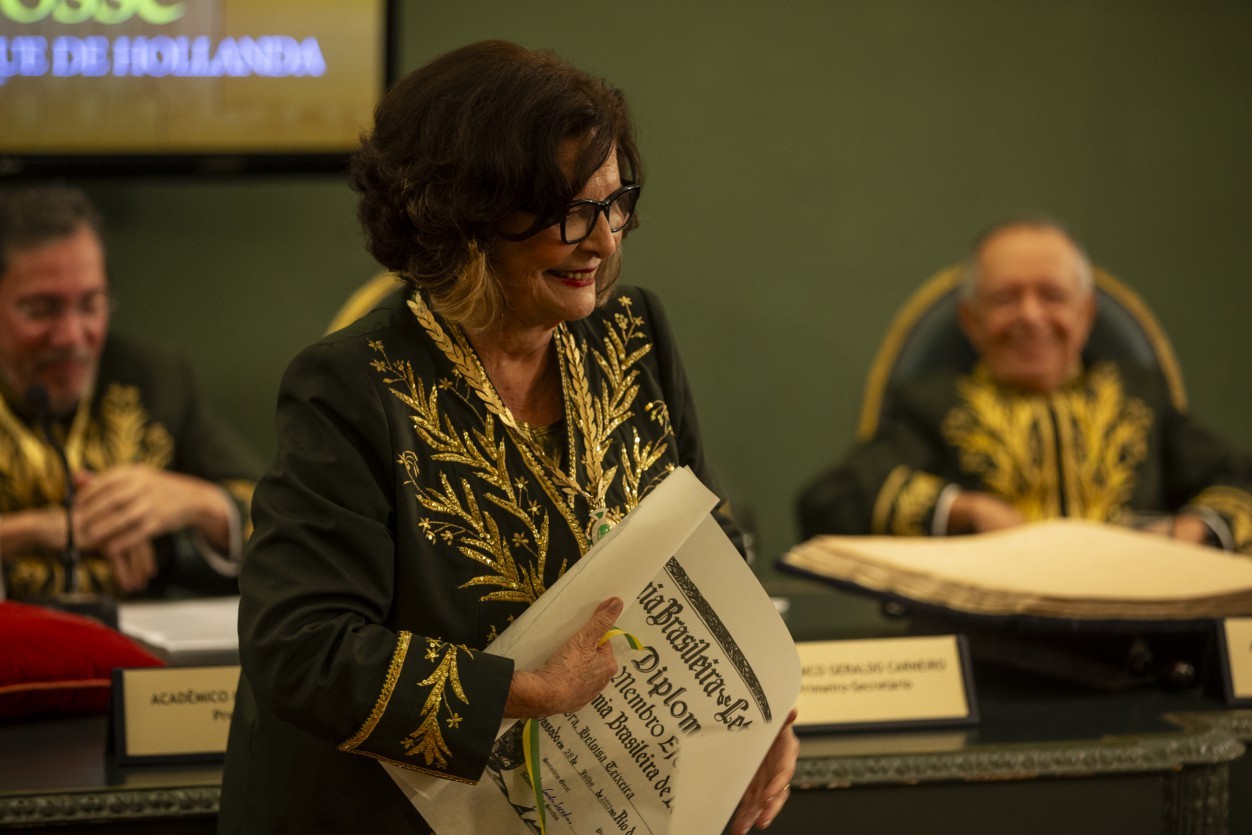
[0,383,174,510]
[0,387,93,507]
[385,293,674,602]
[943,364,1151,522]
[371,338,555,603]
[407,297,587,551]
[556,297,674,528]
[83,384,174,473]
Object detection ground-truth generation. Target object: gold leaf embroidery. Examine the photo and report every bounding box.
[400,640,473,768]
[82,385,174,473]
[376,339,557,604]
[377,294,673,607]
[0,383,177,597]
[557,297,662,517]
[873,467,943,536]
[371,294,677,767]
[943,364,1151,522]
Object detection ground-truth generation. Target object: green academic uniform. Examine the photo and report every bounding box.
[798,362,1252,554]
[0,336,259,599]
[219,286,737,832]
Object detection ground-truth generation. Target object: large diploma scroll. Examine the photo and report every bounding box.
[385,467,801,834]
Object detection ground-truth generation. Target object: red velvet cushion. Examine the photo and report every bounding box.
[0,601,164,720]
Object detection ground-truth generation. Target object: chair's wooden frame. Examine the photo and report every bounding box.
[325,272,403,335]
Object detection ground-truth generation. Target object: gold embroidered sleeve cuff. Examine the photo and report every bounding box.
[338,632,514,783]
[872,466,945,536]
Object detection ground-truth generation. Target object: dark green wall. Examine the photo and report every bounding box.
[86,2,1252,573]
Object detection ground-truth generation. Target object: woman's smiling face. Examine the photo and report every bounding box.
[490,142,624,333]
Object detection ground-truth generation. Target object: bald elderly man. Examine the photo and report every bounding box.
[798,217,1252,554]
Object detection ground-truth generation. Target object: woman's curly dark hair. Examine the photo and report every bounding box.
[349,40,643,331]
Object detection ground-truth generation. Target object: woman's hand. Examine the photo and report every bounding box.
[729,708,799,834]
[505,597,623,719]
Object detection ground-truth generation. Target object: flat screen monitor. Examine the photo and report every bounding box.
[0,0,393,177]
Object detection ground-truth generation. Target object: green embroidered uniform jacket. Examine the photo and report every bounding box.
[220,286,738,832]
[0,336,260,598]
[798,362,1252,553]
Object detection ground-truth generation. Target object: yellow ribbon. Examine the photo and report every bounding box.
[597,627,645,651]
[522,627,646,834]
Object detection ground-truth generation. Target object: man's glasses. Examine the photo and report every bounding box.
[557,184,640,244]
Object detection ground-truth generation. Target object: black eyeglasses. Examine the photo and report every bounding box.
[557,184,640,244]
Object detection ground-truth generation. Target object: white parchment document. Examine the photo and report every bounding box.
[384,466,801,834]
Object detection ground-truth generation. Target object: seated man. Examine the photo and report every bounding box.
[798,217,1252,554]
[0,185,261,599]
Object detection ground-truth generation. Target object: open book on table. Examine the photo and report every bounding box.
[778,519,1252,622]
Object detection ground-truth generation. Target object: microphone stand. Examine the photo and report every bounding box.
[25,385,118,629]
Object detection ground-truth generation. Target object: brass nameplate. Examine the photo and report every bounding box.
[1220,619,1252,704]
[111,665,240,763]
[793,635,976,733]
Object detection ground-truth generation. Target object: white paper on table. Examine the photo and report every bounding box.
[384,466,801,835]
[118,596,240,661]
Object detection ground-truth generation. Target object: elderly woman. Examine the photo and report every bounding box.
[219,40,796,833]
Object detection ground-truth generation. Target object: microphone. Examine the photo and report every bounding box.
[24,384,116,628]
[25,384,80,594]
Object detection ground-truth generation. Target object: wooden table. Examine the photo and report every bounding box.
[0,714,219,833]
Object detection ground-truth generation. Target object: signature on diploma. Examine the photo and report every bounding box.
[542,789,574,824]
